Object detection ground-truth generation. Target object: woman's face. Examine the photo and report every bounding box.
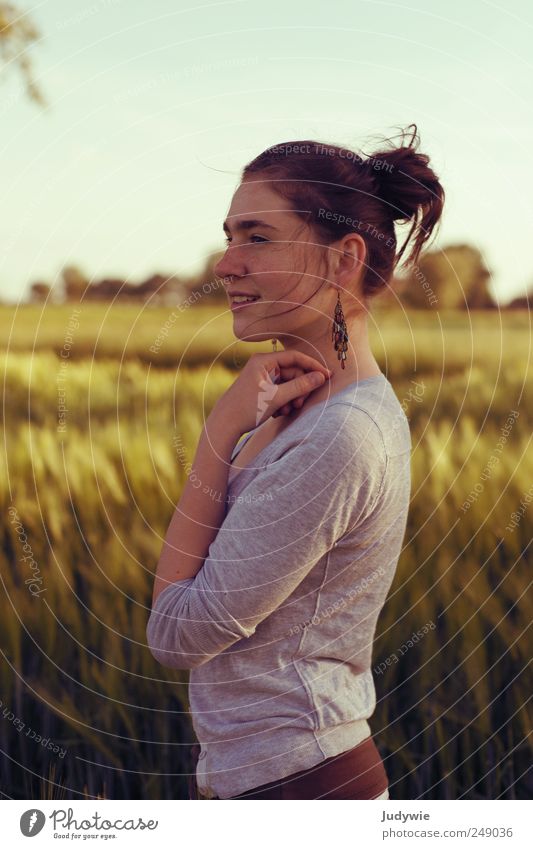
[214,179,331,345]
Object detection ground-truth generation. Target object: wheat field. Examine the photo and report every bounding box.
[0,305,531,799]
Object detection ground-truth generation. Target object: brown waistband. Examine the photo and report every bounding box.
[231,734,389,800]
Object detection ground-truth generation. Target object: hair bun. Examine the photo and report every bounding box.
[363,124,445,265]
[242,123,445,296]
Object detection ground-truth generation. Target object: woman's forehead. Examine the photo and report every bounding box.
[230,179,293,212]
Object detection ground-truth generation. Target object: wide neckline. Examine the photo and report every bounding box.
[228,372,387,484]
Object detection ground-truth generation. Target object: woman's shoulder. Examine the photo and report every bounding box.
[263,402,384,485]
[326,379,412,459]
[273,379,411,464]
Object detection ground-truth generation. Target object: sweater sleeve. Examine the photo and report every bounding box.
[146,405,387,670]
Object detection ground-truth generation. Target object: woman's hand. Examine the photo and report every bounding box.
[210,350,333,437]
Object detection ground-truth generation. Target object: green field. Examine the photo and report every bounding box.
[1,305,531,799]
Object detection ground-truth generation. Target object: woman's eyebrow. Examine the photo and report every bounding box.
[223,218,279,234]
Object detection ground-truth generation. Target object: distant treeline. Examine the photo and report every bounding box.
[17,243,532,309]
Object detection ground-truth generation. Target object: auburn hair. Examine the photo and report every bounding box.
[241,124,445,302]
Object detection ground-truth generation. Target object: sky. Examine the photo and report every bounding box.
[1,0,532,304]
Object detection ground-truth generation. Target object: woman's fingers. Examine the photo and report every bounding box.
[269,360,331,418]
[263,349,332,378]
[273,366,306,416]
[273,394,310,417]
[276,365,306,382]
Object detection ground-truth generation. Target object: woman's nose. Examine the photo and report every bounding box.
[214,245,246,280]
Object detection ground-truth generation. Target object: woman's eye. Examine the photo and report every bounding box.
[223,234,268,245]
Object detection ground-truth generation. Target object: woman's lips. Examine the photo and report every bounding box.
[230,297,261,311]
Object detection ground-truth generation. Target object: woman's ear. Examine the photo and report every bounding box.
[338,232,366,277]
[329,232,366,301]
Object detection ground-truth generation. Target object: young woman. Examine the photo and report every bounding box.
[147,124,445,800]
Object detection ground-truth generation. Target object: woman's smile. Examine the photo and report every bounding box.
[230,295,261,311]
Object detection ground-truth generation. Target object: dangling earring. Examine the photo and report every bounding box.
[271,338,278,352]
[332,290,348,369]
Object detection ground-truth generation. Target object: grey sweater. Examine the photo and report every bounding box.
[146,373,412,799]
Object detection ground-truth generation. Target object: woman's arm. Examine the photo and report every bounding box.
[152,351,331,606]
[151,406,241,606]
[146,403,387,670]
[150,351,332,608]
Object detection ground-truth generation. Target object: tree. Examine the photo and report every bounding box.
[0,2,46,106]
[397,244,496,309]
[137,273,185,305]
[61,265,89,302]
[182,250,226,304]
[29,280,50,302]
[507,283,532,309]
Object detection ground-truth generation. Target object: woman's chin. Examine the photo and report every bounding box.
[232,327,274,344]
